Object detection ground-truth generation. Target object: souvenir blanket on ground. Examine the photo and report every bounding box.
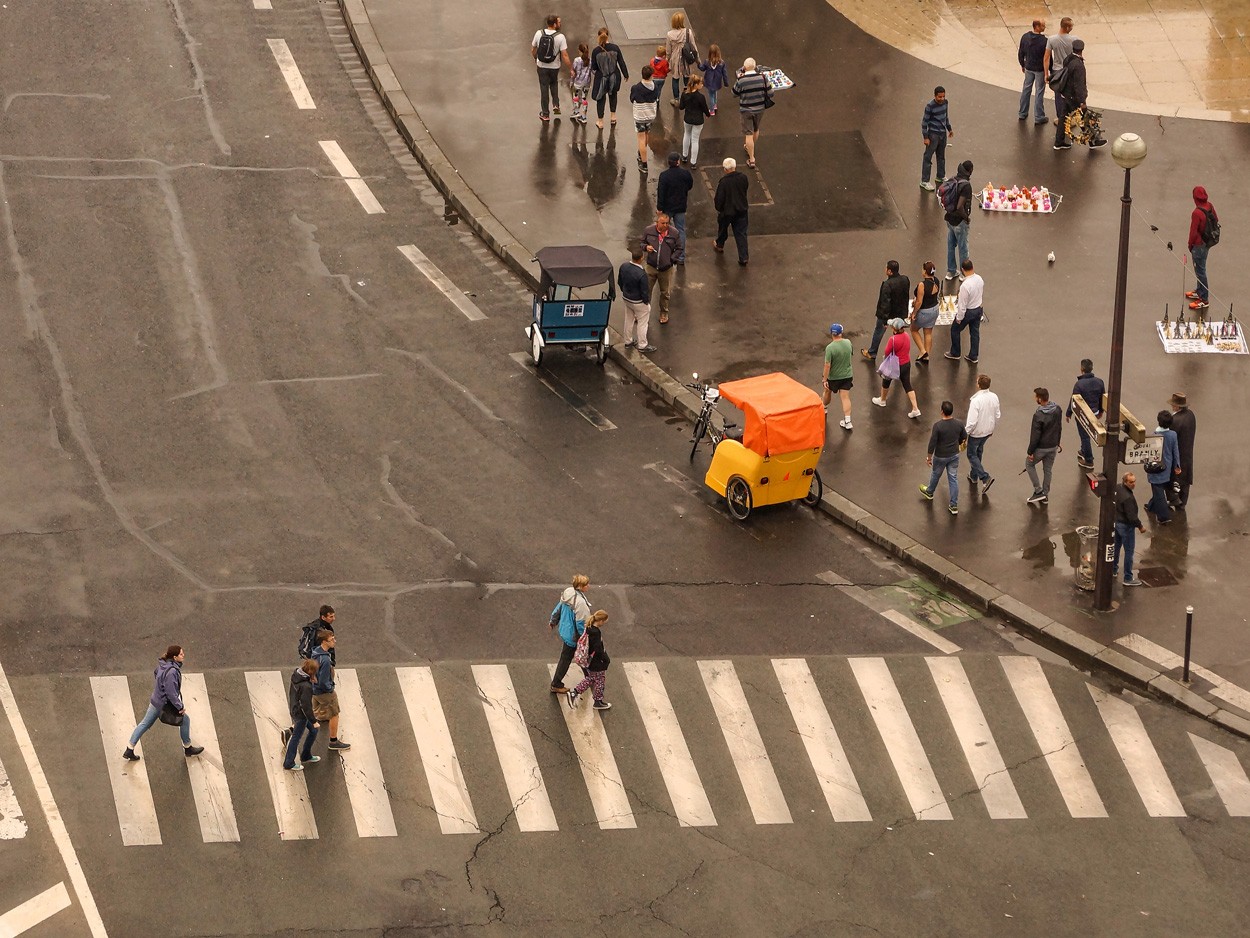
[1155,316,1247,354]
[979,184,1061,213]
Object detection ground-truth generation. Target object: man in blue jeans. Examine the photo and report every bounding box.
[1113,472,1145,587]
[1065,359,1104,469]
[1186,186,1218,311]
[1018,19,1048,123]
[964,374,1001,493]
[946,259,984,363]
[943,161,974,279]
[919,86,952,191]
[920,400,967,516]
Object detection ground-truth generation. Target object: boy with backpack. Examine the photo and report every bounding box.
[919,86,953,192]
[532,14,572,122]
[1187,186,1219,311]
[286,605,335,748]
[939,161,975,280]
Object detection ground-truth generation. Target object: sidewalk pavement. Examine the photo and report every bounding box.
[339,0,1250,735]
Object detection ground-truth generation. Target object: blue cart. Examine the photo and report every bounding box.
[525,245,616,367]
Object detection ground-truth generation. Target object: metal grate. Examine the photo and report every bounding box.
[614,8,683,40]
[1137,566,1178,588]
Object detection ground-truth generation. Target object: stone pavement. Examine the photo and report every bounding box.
[829,0,1250,120]
[338,0,1250,729]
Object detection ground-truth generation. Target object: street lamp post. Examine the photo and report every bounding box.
[1094,133,1148,611]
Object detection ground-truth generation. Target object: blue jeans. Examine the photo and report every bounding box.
[1019,70,1046,121]
[1113,521,1136,581]
[129,703,191,747]
[925,454,960,507]
[283,717,320,769]
[967,435,991,482]
[946,221,969,277]
[709,89,718,111]
[922,132,947,183]
[1146,481,1172,522]
[1191,243,1209,302]
[868,319,888,357]
[948,308,982,359]
[670,211,687,261]
[671,76,685,98]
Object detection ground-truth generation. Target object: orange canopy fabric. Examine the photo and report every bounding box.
[718,373,827,456]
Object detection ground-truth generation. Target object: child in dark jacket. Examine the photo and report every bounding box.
[567,610,612,711]
[698,44,728,114]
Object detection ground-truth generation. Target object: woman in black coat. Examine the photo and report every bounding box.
[590,28,629,129]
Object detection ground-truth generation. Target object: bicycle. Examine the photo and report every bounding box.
[686,373,736,462]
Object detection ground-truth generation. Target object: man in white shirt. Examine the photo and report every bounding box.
[945,258,984,363]
[532,15,572,121]
[965,373,1001,493]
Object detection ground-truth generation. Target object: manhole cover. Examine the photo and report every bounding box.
[615,8,682,40]
[1137,566,1178,587]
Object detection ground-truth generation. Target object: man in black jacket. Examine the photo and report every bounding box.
[1168,391,1196,509]
[862,260,911,360]
[1054,39,1100,150]
[1018,19,1048,123]
[944,160,974,280]
[1114,472,1146,587]
[712,157,750,265]
[656,152,693,264]
[1025,387,1063,504]
[1065,359,1105,468]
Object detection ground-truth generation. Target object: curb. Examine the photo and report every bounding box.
[334,0,1248,741]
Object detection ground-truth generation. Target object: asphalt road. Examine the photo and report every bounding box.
[0,1,1248,936]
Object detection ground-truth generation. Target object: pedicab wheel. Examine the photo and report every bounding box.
[531,326,544,367]
[689,412,710,463]
[801,470,824,507]
[726,476,752,520]
[595,332,608,365]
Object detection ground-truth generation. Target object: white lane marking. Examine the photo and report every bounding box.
[266,39,315,109]
[397,245,488,321]
[334,669,398,837]
[1000,656,1107,818]
[849,657,952,821]
[0,751,27,839]
[508,352,618,430]
[0,881,71,937]
[624,662,716,827]
[1189,733,1250,816]
[89,676,161,845]
[1088,686,1185,817]
[244,671,318,840]
[925,657,1026,819]
[253,0,273,8]
[396,667,478,834]
[179,674,239,843]
[1116,633,1250,715]
[318,140,385,214]
[771,658,871,822]
[881,608,961,655]
[257,373,383,385]
[698,660,791,825]
[548,664,635,829]
[386,348,501,421]
[0,659,107,937]
[472,665,558,832]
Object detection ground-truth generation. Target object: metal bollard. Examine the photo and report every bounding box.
[1182,605,1194,684]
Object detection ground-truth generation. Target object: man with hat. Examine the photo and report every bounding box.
[1168,392,1195,509]
[822,323,854,431]
[1053,37,1093,150]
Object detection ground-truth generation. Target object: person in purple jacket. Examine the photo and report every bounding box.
[123,645,204,760]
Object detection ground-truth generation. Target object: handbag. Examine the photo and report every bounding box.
[877,351,900,381]
[763,92,776,109]
[680,29,698,66]
[159,702,184,726]
[1143,459,1165,475]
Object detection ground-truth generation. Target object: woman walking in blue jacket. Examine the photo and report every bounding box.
[123,645,204,760]
[1145,411,1181,524]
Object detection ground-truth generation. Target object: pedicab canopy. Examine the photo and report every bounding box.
[535,245,615,291]
[717,373,826,457]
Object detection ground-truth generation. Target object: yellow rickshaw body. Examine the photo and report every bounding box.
[705,440,823,507]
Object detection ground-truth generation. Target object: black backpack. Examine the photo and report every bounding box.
[297,623,322,661]
[536,29,559,64]
[1201,207,1221,247]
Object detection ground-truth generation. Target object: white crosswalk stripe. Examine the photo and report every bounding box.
[1001,657,1108,818]
[771,658,871,822]
[397,667,478,835]
[698,660,791,825]
[625,662,716,828]
[81,655,1250,844]
[0,751,27,839]
[850,657,952,821]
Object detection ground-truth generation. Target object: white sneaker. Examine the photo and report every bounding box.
[839,418,853,430]
[871,397,886,407]
[908,408,922,419]
[919,181,936,191]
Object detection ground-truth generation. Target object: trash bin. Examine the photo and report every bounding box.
[1075,525,1099,591]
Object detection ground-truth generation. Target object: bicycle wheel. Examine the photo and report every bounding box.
[801,470,824,507]
[726,476,752,520]
[689,410,709,462]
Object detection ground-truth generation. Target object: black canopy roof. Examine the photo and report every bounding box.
[535,245,614,288]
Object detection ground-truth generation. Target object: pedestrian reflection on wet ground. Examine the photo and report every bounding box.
[586,130,626,212]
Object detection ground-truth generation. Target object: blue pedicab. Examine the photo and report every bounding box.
[525,246,616,367]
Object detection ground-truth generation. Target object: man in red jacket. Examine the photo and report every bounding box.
[1187,186,1218,311]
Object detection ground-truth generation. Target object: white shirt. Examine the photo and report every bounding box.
[956,272,984,321]
[532,29,568,69]
[965,389,1001,438]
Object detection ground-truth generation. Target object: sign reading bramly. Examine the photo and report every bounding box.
[1121,435,1163,466]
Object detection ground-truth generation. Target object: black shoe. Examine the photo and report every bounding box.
[1076,457,1095,469]
[122,748,140,762]
[1026,491,1046,504]
[184,745,205,757]
[280,727,292,749]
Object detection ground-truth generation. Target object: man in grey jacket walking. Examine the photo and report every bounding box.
[1025,387,1062,504]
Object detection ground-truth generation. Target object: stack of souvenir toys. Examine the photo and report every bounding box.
[979,184,1057,213]
[1156,308,1247,355]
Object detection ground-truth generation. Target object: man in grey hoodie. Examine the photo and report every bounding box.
[1025,387,1063,504]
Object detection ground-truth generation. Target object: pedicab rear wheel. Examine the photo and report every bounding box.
[726,476,752,520]
[801,470,824,507]
[531,326,544,367]
[595,332,608,365]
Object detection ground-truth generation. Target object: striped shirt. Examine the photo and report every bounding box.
[732,70,770,112]
[630,80,661,122]
[921,98,951,136]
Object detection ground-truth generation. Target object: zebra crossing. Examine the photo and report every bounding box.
[73,655,1250,846]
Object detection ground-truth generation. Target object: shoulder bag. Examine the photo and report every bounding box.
[159,702,185,726]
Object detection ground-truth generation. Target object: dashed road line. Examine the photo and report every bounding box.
[253,0,273,8]
[266,39,315,109]
[397,244,487,321]
[318,140,385,214]
[508,352,617,430]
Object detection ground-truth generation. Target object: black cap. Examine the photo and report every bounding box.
[1071,39,1085,52]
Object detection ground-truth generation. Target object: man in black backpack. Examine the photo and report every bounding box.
[531,14,571,122]
[942,160,974,280]
[1186,187,1218,311]
[287,605,335,748]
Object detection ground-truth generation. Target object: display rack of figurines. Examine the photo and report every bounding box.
[979,183,1057,213]
[1156,307,1247,355]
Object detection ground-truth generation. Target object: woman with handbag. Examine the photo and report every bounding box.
[665,12,699,103]
[872,319,922,418]
[122,644,204,761]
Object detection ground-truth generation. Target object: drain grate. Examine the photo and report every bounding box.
[612,8,686,41]
[1137,566,1178,588]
